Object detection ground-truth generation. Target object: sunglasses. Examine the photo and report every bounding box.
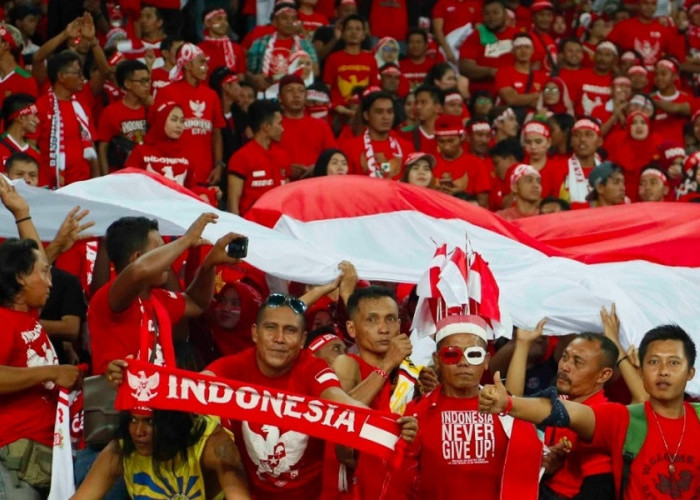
[265,293,307,315]
[439,346,487,366]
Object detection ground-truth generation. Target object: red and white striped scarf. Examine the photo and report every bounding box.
[203,34,236,70]
[261,32,301,79]
[363,130,403,178]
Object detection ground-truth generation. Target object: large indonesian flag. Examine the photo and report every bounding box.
[2,172,699,394]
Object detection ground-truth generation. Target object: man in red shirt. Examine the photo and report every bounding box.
[496,163,542,220]
[433,0,482,63]
[0,23,38,110]
[323,14,379,116]
[495,34,546,111]
[117,5,166,68]
[572,41,617,117]
[402,29,444,91]
[88,213,241,375]
[156,43,226,187]
[340,90,413,179]
[607,0,682,69]
[480,324,700,499]
[204,291,418,500]
[278,74,337,178]
[36,51,98,188]
[400,84,442,155]
[458,0,520,94]
[228,99,290,215]
[0,93,40,169]
[557,38,584,97]
[554,118,603,206]
[96,60,149,174]
[587,161,626,208]
[151,36,184,95]
[652,58,694,146]
[198,8,246,80]
[489,137,525,210]
[529,0,557,72]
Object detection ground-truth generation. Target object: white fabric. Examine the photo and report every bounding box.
[47,389,77,500]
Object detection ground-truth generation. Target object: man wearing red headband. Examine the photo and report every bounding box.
[495,34,546,111]
[496,163,542,220]
[652,58,693,145]
[198,8,246,80]
[0,23,38,110]
[0,93,40,170]
[553,118,602,206]
[639,164,671,202]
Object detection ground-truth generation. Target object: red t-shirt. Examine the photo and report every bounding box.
[489,163,518,211]
[571,68,612,116]
[0,134,41,172]
[530,29,558,73]
[323,50,379,107]
[558,68,582,100]
[151,67,171,96]
[205,348,341,500]
[0,308,59,448]
[280,115,337,166]
[432,0,482,36]
[401,56,444,90]
[494,66,547,104]
[400,126,438,156]
[340,132,414,180]
[155,80,226,185]
[298,11,329,35]
[607,18,682,68]
[0,67,39,110]
[591,401,700,499]
[228,139,290,215]
[198,38,247,77]
[87,280,186,375]
[435,151,491,195]
[459,26,519,94]
[96,100,147,144]
[369,0,408,41]
[124,143,194,188]
[652,91,695,146]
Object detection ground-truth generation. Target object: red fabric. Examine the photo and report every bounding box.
[0,68,39,110]
[544,390,612,497]
[570,69,612,116]
[0,135,40,172]
[0,307,58,447]
[96,100,147,144]
[228,139,290,215]
[316,0,335,19]
[280,115,337,166]
[652,91,695,146]
[208,281,262,356]
[154,80,226,185]
[323,51,379,107]
[459,26,520,94]
[87,280,185,374]
[339,132,414,179]
[606,129,663,202]
[557,68,582,101]
[54,240,99,297]
[530,28,558,73]
[494,66,547,101]
[401,56,444,90]
[298,11,330,34]
[489,163,518,211]
[434,151,491,194]
[369,0,408,41]
[150,67,171,95]
[432,0,482,35]
[198,38,247,77]
[399,127,438,156]
[607,18,683,68]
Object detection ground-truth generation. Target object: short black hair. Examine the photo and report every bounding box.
[346,286,397,319]
[572,333,620,370]
[540,196,570,211]
[105,216,159,273]
[1,92,35,126]
[249,99,281,133]
[115,59,149,88]
[141,4,164,21]
[255,295,306,331]
[341,14,365,31]
[0,238,40,306]
[407,28,428,43]
[414,84,444,105]
[558,37,582,53]
[313,148,346,177]
[640,162,667,178]
[424,62,453,86]
[490,137,524,162]
[209,65,236,95]
[361,90,394,114]
[160,35,184,53]
[639,324,696,370]
[5,152,38,172]
[47,50,82,85]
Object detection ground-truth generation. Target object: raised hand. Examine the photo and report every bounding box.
[418,366,439,394]
[64,17,82,39]
[50,206,95,254]
[338,260,358,302]
[382,334,413,372]
[203,232,247,267]
[80,12,96,41]
[0,174,29,218]
[515,318,547,343]
[184,212,218,246]
[600,304,620,345]
[479,370,508,414]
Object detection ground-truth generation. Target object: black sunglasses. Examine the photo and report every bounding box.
[265,293,307,315]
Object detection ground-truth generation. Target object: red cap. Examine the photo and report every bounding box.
[531,0,554,11]
[435,114,466,136]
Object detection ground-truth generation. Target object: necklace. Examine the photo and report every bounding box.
[651,405,687,474]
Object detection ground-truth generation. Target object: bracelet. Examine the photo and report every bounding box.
[15,216,31,224]
[373,368,389,380]
[503,395,514,415]
[616,355,629,368]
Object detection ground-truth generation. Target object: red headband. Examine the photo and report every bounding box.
[222,73,239,84]
[522,121,550,138]
[572,118,601,136]
[641,168,668,185]
[205,8,226,22]
[0,25,17,51]
[468,122,491,133]
[131,406,154,417]
[9,103,37,121]
[656,59,678,74]
[308,333,341,353]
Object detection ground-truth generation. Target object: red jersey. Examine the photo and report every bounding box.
[652,91,695,146]
[557,68,582,100]
[571,69,612,116]
[96,100,147,144]
[124,144,194,188]
[434,151,491,194]
[591,401,700,499]
[607,18,682,68]
[494,66,547,104]
[155,80,226,185]
[459,26,519,94]
[530,28,558,73]
[401,55,445,90]
[298,11,329,35]
[0,66,38,110]
[340,132,414,180]
[280,115,337,166]
[205,348,341,500]
[545,391,613,497]
[87,280,186,375]
[0,133,41,171]
[323,50,379,107]
[368,0,408,41]
[0,308,59,448]
[198,38,247,77]
[432,0,482,36]
[400,126,438,156]
[228,139,290,215]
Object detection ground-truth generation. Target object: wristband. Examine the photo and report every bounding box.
[616,355,629,368]
[503,395,514,415]
[373,368,389,380]
[15,216,31,224]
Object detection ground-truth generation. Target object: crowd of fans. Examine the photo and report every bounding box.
[1,0,700,498]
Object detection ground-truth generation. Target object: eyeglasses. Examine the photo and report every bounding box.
[438,345,487,366]
[543,87,560,94]
[264,293,307,315]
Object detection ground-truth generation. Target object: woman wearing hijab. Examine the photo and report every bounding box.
[532,77,574,117]
[208,281,263,356]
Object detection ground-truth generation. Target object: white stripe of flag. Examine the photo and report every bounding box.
[315,369,339,385]
[358,420,399,450]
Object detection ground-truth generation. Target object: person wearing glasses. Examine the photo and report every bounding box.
[201,291,418,500]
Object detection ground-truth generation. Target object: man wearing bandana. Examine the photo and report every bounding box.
[198,8,246,80]
[0,23,38,110]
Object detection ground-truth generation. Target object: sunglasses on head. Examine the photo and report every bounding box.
[265,293,307,315]
[439,345,487,366]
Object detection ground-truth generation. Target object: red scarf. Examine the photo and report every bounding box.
[116,359,405,460]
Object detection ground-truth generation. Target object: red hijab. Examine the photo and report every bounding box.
[144,101,185,155]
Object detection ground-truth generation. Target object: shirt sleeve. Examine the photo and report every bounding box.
[306,358,341,396]
[123,146,144,170]
[227,148,249,178]
[96,105,118,142]
[494,67,510,91]
[590,403,629,454]
[322,52,336,86]
[211,93,226,129]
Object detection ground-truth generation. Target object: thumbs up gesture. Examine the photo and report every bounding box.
[479,370,509,414]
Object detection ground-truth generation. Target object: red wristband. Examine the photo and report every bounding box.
[373,368,389,380]
[503,395,514,415]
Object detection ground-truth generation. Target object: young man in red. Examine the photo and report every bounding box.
[458,0,520,94]
[496,164,542,220]
[638,165,670,202]
[651,58,693,146]
[402,29,444,91]
[400,84,442,155]
[586,162,626,208]
[277,74,336,178]
[198,8,246,80]
[156,43,226,188]
[489,137,524,210]
[495,33,546,110]
[554,118,602,206]
[0,23,38,110]
[36,51,98,188]
[557,38,584,98]
[118,5,166,67]
[529,0,557,72]
[323,14,379,118]
[433,113,490,206]
[151,36,184,95]
[0,93,40,169]
[573,41,616,116]
[228,99,290,216]
[340,90,413,179]
[96,60,149,174]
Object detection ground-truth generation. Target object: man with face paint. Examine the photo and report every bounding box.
[0,93,40,171]
[198,8,246,80]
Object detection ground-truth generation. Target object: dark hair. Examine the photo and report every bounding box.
[141,4,164,21]
[341,14,365,31]
[638,324,696,369]
[548,113,575,154]
[483,0,506,8]
[105,216,159,273]
[249,99,281,133]
[406,28,428,43]
[5,152,38,172]
[313,148,347,177]
[558,37,582,53]
[160,35,183,53]
[255,295,306,330]
[490,137,524,161]
[209,66,235,95]
[115,59,149,88]
[540,196,570,211]
[640,162,667,178]
[414,84,444,105]
[468,90,494,116]
[305,325,339,348]
[346,286,397,319]
[47,50,81,85]
[117,410,206,463]
[0,238,40,306]
[424,62,453,86]
[1,92,36,126]
[572,333,620,370]
[361,90,394,114]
